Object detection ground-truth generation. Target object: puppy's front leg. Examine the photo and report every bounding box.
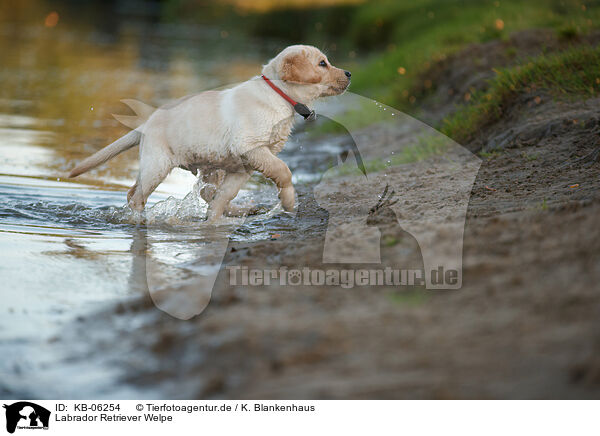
[242,146,295,211]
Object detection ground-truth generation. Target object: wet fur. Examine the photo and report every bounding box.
[68,45,350,221]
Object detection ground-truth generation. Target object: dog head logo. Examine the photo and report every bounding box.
[314,93,481,289]
[3,402,50,434]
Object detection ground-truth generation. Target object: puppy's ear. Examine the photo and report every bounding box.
[280,54,321,84]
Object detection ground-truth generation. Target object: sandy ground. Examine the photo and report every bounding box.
[5,31,599,399]
[36,86,599,399]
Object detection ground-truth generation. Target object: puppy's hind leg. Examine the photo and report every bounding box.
[128,146,173,212]
[206,171,251,222]
[200,169,226,203]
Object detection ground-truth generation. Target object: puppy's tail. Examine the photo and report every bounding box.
[69,130,142,178]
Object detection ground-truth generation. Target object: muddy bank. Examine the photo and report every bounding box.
[414,28,600,124]
[8,85,596,399]
[3,24,600,398]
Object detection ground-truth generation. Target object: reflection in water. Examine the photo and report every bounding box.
[0,2,290,395]
[0,0,374,396]
[132,222,241,320]
[0,0,276,185]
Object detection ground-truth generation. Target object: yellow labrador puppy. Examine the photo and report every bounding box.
[69,45,351,221]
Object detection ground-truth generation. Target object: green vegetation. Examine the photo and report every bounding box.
[228,0,600,108]
[441,45,600,142]
[346,0,599,107]
[165,0,600,110]
[521,151,539,161]
[328,134,449,178]
[309,98,405,136]
[388,290,428,306]
[309,98,394,136]
[383,235,399,247]
[478,150,502,160]
[164,0,600,144]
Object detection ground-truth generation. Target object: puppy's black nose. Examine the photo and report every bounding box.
[344,70,351,78]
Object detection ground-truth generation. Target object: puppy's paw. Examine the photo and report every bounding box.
[279,186,295,212]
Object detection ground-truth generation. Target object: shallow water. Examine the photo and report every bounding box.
[0,9,350,396]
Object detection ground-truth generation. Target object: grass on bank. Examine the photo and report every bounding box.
[441,45,600,143]
[165,0,600,110]
[242,0,600,108]
[325,134,449,178]
[345,0,600,108]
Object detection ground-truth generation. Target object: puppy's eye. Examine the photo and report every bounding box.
[319,60,327,67]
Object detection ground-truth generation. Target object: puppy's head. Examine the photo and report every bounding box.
[263,45,351,101]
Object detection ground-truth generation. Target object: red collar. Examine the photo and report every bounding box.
[261,74,315,121]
